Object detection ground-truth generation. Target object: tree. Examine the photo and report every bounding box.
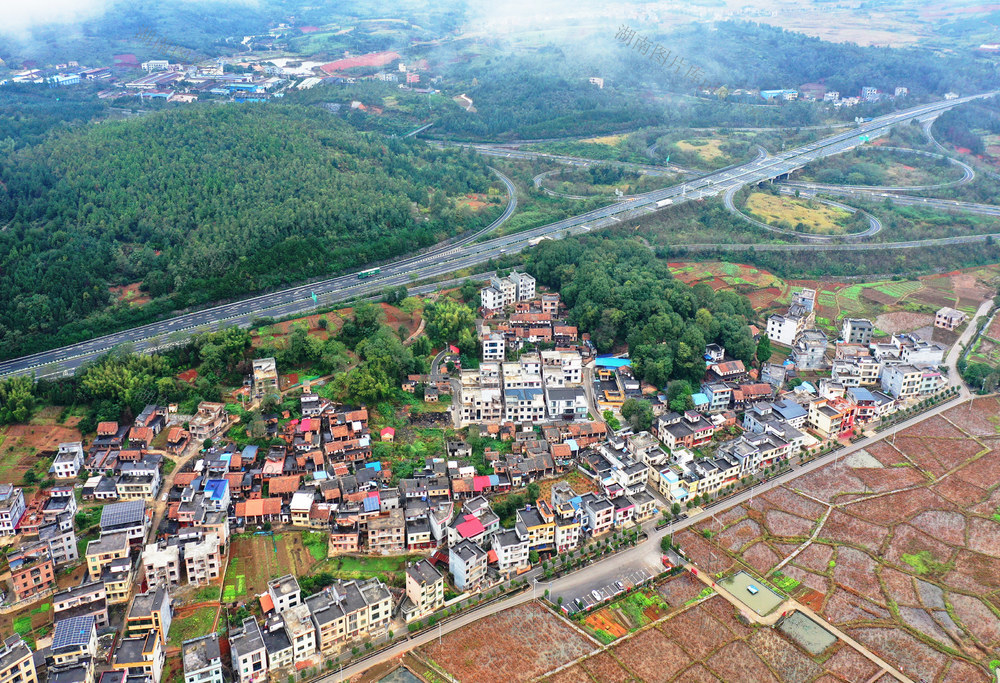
[424,299,476,347]
[666,380,694,413]
[756,335,772,365]
[671,502,682,518]
[529,549,540,564]
[621,398,653,431]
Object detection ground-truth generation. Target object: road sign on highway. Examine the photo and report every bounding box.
[859,135,870,143]
[310,291,317,303]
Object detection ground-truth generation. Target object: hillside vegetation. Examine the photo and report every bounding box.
[0,104,500,358]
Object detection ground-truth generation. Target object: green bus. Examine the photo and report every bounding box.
[358,267,381,279]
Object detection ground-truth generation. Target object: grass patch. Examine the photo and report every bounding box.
[901,550,952,575]
[13,616,31,636]
[167,607,218,649]
[771,572,801,593]
[302,531,329,562]
[193,585,221,602]
[29,603,50,615]
[744,192,853,235]
[593,629,617,645]
[684,587,715,606]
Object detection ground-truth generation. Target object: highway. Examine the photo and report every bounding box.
[2,91,995,380]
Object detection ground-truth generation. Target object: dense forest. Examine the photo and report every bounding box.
[0,104,500,359]
[525,237,756,387]
[933,100,1000,155]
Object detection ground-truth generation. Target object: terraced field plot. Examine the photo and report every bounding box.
[679,397,1000,682]
[223,532,322,603]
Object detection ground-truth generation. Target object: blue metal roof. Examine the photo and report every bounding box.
[565,439,579,452]
[691,393,710,405]
[242,445,258,459]
[362,496,380,513]
[365,461,382,472]
[595,356,632,368]
[313,471,328,480]
[204,479,228,501]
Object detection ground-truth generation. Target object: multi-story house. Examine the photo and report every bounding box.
[654,411,716,450]
[479,325,505,362]
[516,504,555,552]
[52,616,98,666]
[251,358,279,403]
[100,500,148,544]
[280,604,316,665]
[183,533,222,585]
[230,619,267,683]
[700,383,732,413]
[807,397,856,440]
[791,329,828,370]
[189,402,229,442]
[840,318,873,345]
[142,542,181,588]
[0,484,26,536]
[181,635,223,683]
[579,493,614,536]
[553,500,581,552]
[880,364,923,400]
[266,575,301,615]
[52,442,85,479]
[38,518,78,566]
[492,528,530,574]
[304,580,392,654]
[934,307,967,331]
[892,334,946,367]
[544,387,587,420]
[0,635,37,683]
[9,542,55,601]
[368,508,405,553]
[86,531,131,581]
[503,388,545,423]
[831,356,882,387]
[403,560,444,623]
[124,587,172,647]
[53,581,109,627]
[449,540,487,591]
[110,631,163,683]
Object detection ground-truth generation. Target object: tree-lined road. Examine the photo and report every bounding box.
[2,91,995,380]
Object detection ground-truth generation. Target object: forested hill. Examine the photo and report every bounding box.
[0,104,501,359]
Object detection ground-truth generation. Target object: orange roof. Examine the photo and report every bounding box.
[174,472,198,487]
[550,444,571,458]
[97,421,118,436]
[167,427,187,442]
[259,593,275,613]
[344,408,368,423]
[226,473,245,489]
[236,498,281,518]
[268,475,301,495]
[129,426,153,443]
[229,454,243,469]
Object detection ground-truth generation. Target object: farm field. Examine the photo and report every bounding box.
[554,594,880,683]
[223,532,323,603]
[310,553,424,585]
[667,260,998,340]
[676,396,1000,682]
[251,302,421,350]
[743,192,853,234]
[421,601,596,683]
[0,406,83,485]
[674,138,726,162]
[167,604,220,649]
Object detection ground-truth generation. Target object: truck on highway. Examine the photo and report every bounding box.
[358,267,381,279]
[655,198,673,207]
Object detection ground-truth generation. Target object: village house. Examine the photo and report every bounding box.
[402,560,444,623]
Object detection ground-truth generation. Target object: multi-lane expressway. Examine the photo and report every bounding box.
[1,91,995,380]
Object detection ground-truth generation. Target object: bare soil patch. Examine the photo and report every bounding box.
[873,311,933,334]
[422,601,594,683]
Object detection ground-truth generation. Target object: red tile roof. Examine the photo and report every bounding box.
[268,475,301,495]
[235,498,281,518]
[97,422,118,436]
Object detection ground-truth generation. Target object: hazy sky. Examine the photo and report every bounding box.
[1,0,112,33]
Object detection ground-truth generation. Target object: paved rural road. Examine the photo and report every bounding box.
[3,91,996,381]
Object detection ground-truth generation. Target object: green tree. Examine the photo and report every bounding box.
[756,335,772,365]
[621,398,653,431]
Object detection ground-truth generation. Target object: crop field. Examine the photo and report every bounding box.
[167,604,220,649]
[0,414,82,485]
[678,397,1000,681]
[421,601,596,683]
[223,532,322,603]
[549,594,892,683]
[666,260,998,341]
[744,192,852,234]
